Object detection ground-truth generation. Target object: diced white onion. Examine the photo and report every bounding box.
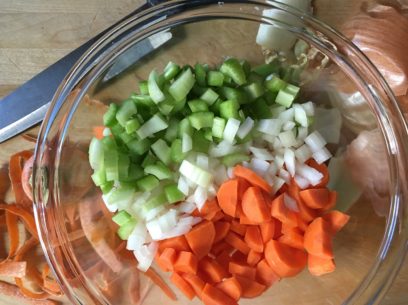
[249,147,274,161]
[294,175,310,189]
[214,165,229,186]
[237,117,254,139]
[223,118,240,143]
[267,162,278,176]
[301,101,315,116]
[158,209,178,233]
[296,162,323,186]
[304,130,327,153]
[177,201,196,213]
[257,119,282,136]
[272,137,282,150]
[262,134,277,144]
[278,108,295,122]
[250,158,270,176]
[312,147,332,164]
[294,104,308,127]
[272,176,285,195]
[295,144,312,163]
[194,186,208,211]
[134,242,158,272]
[182,133,192,153]
[279,130,297,147]
[103,128,112,137]
[297,127,309,141]
[227,167,234,179]
[143,205,165,222]
[275,155,285,169]
[284,193,299,212]
[127,222,147,251]
[209,141,239,157]
[179,160,213,188]
[279,168,291,184]
[282,121,296,131]
[196,154,209,170]
[177,176,190,196]
[284,148,296,176]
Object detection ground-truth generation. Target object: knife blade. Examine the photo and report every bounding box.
[0,0,168,143]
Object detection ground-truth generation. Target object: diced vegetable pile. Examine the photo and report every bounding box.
[89,57,350,303]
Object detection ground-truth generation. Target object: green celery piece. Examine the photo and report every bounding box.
[164,184,185,204]
[110,123,125,139]
[204,129,213,142]
[170,139,186,164]
[118,131,134,145]
[200,88,219,106]
[219,100,240,120]
[131,94,156,120]
[143,193,167,211]
[118,153,130,180]
[103,103,118,127]
[212,117,226,139]
[264,90,278,105]
[100,181,114,194]
[142,153,157,168]
[117,219,137,240]
[191,84,208,97]
[251,98,272,119]
[116,99,137,127]
[220,58,247,85]
[240,59,251,77]
[169,68,196,101]
[244,82,264,101]
[252,60,280,77]
[188,99,209,113]
[222,153,250,167]
[207,71,224,87]
[136,114,168,140]
[121,163,144,182]
[127,138,151,155]
[163,61,181,80]
[139,81,149,95]
[125,119,140,134]
[178,119,194,138]
[192,131,211,153]
[189,112,214,130]
[248,72,264,84]
[136,175,160,192]
[112,210,132,226]
[171,97,187,114]
[91,168,106,186]
[194,63,207,87]
[144,162,173,180]
[148,69,166,103]
[151,139,171,165]
[210,99,223,115]
[164,118,179,143]
[218,86,248,104]
[265,75,287,93]
[158,97,175,115]
[103,138,119,181]
[275,85,299,108]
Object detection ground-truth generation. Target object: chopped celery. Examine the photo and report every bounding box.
[116,99,137,127]
[164,184,185,204]
[194,63,207,87]
[105,185,135,209]
[100,181,114,194]
[248,72,264,84]
[112,210,132,226]
[143,193,167,211]
[220,58,246,85]
[136,175,159,192]
[118,219,137,240]
[179,160,213,188]
[188,99,209,113]
[123,163,144,182]
[222,153,250,167]
[169,68,196,101]
[91,168,106,186]
[265,75,287,93]
[212,117,226,139]
[170,139,186,163]
[204,129,213,142]
[144,162,173,180]
[163,61,180,80]
[103,103,118,127]
[157,98,175,115]
[240,59,251,77]
[142,153,157,168]
[218,87,248,104]
[89,137,104,170]
[171,97,187,114]
[118,131,134,144]
[264,90,278,105]
[125,118,140,134]
[110,123,125,138]
[131,94,155,106]
[127,138,151,155]
[178,118,193,138]
[207,71,224,87]
[136,114,168,139]
[275,85,299,108]
[164,118,179,143]
[139,80,149,95]
[244,82,264,101]
[251,98,272,119]
[104,145,118,181]
[219,100,240,120]
[151,139,171,165]
[189,112,214,130]
[200,88,219,106]
[148,70,166,103]
[252,61,280,77]
[118,153,130,180]
[192,131,211,153]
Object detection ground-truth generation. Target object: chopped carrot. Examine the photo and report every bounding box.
[307,159,329,187]
[5,211,19,259]
[278,231,304,250]
[185,220,215,260]
[217,179,239,217]
[299,188,330,209]
[304,217,334,259]
[247,249,262,267]
[244,226,264,253]
[287,181,317,223]
[170,272,196,300]
[201,198,221,220]
[230,251,247,264]
[93,126,105,140]
[256,259,280,286]
[264,240,307,278]
[157,248,177,272]
[229,261,256,280]
[216,277,242,301]
[320,191,337,212]
[211,241,233,256]
[260,220,275,243]
[281,223,303,235]
[237,178,251,199]
[230,221,247,236]
[202,283,238,305]
[145,268,177,301]
[241,187,271,224]
[216,250,231,267]
[322,210,350,234]
[308,255,336,276]
[270,194,298,227]
[181,273,206,299]
[174,251,198,274]
[234,275,266,298]
[296,215,308,232]
[211,211,225,222]
[233,165,272,193]
[236,204,256,225]
[213,221,231,244]
[225,232,250,255]
[158,236,190,254]
[199,257,228,283]
[273,220,283,239]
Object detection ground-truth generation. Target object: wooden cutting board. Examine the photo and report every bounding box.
[0,1,407,304]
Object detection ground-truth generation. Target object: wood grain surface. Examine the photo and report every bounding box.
[0,0,407,305]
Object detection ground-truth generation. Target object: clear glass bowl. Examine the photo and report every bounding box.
[32,1,408,305]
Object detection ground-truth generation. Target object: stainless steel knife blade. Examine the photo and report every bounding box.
[0,0,169,143]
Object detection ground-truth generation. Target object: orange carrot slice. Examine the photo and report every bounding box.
[211,241,233,256]
[216,250,231,268]
[264,240,307,278]
[181,273,206,299]
[225,232,250,255]
[170,272,195,300]
[299,188,330,209]
[229,261,256,280]
[200,198,221,220]
[237,178,251,199]
[158,236,190,254]
[199,257,228,283]
[93,126,105,140]
[230,221,247,236]
[233,165,272,193]
[322,210,350,234]
[213,221,231,244]
[308,255,336,276]
[202,283,238,305]
[217,179,239,217]
[244,226,264,253]
[234,275,266,298]
[185,220,215,260]
[241,187,271,224]
[287,181,317,223]
[304,217,334,259]
[174,251,198,274]
[320,191,337,212]
[157,248,177,272]
[256,259,280,286]
[278,231,304,250]
[216,277,242,301]
[270,194,298,227]
[247,249,262,267]
[260,220,275,243]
